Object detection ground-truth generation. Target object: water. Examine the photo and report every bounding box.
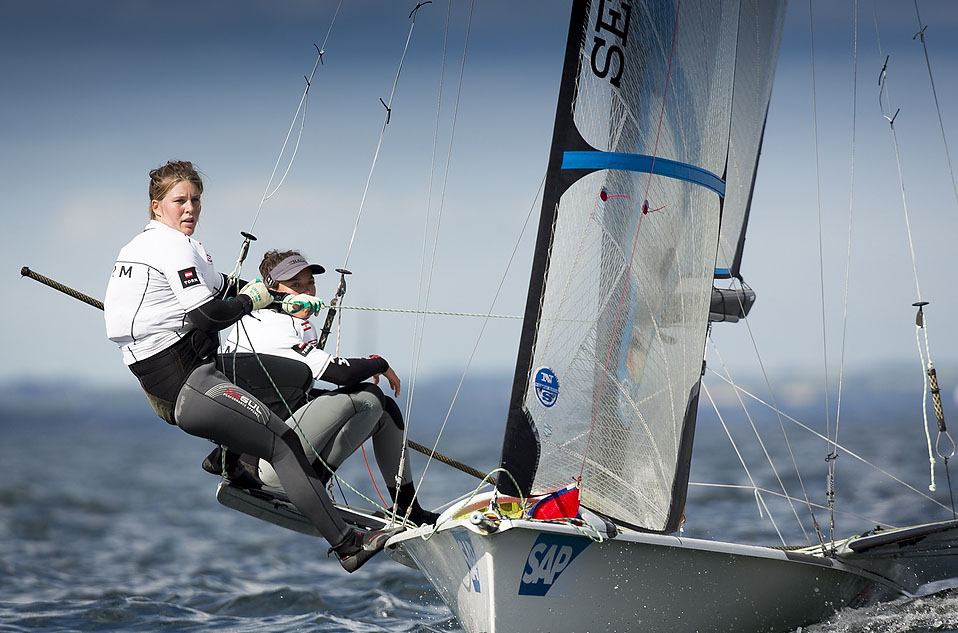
[2,389,958,632]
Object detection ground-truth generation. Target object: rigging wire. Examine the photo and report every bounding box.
[330,1,433,408]
[398,0,476,523]
[702,383,788,546]
[347,1,437,525]
[727,283,824,543]
[829,0,861,547]
[412,172,547,505]
[688,482,911,531]
[219,3,444,524]
[874,59,922,301]
[208,1,403,518]
[873,8,956,503]
[339,1,431,273]
[806,0,834,548]
[225,0,345,290]
[707,335,810,541]
[403,0,452,445]
[912,0,958,214]
[707,368,954,514]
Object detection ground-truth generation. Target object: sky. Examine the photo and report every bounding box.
[2,0,958,408]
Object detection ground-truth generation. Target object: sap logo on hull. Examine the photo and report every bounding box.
[518,533,590,596]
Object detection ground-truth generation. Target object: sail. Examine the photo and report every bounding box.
[718,0,787,279]
[499,0,785,532]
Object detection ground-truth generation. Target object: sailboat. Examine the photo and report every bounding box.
[190,0,958,630]
[372,0,958,631]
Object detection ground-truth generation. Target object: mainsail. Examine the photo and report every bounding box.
[499,0,786,532]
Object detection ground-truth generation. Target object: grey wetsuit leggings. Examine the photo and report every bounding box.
[259,383,414,489]
[174,360,351,548]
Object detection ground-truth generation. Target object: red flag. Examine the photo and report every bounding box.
[530,483,580,520]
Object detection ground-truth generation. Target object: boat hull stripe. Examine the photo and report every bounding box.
[561,150,726,198]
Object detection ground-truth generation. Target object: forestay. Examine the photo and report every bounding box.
[499,0,786,532]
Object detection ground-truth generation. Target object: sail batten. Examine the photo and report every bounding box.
[499,0,785,533]
[561,151,726,196]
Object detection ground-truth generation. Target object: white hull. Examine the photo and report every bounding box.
[387,514,907,633]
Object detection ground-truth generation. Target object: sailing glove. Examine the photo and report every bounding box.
[239,279,273,310]
[282,294,324,316]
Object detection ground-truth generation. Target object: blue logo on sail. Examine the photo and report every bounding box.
[518,533,590,596]
[534,367,559,408]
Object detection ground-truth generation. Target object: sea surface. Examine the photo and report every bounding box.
[2,385,958,633]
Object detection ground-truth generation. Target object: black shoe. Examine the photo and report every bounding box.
[201,447,264,489]
[332,525,405,573]
[388,483,440,526]
[232,454,265,489]
[408,508,441,526]
[202,446,229,476]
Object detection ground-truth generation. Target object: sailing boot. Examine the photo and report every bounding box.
[330,525,406,573]
[388,482,441,526]
[201,446,264,489]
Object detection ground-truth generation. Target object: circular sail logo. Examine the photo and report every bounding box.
[534,367,559,408]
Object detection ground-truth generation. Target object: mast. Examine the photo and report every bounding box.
[499,0,595,500]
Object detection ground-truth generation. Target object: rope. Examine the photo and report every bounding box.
[334,304,522,319]
[915,318,938,491]
[408,440,493,484]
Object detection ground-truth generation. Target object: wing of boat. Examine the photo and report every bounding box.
[215,481,393,535]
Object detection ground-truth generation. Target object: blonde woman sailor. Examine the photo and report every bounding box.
[104,160,402,572]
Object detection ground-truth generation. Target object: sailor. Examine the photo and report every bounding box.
[104,160,401,572]
[222,249,440,526]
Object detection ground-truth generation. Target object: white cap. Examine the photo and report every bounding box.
[265,255,325,287]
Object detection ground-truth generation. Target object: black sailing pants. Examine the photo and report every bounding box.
[174,359,351,549]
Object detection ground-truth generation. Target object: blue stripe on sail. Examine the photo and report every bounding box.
[561,151,726,198]
[714,267,731,278]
